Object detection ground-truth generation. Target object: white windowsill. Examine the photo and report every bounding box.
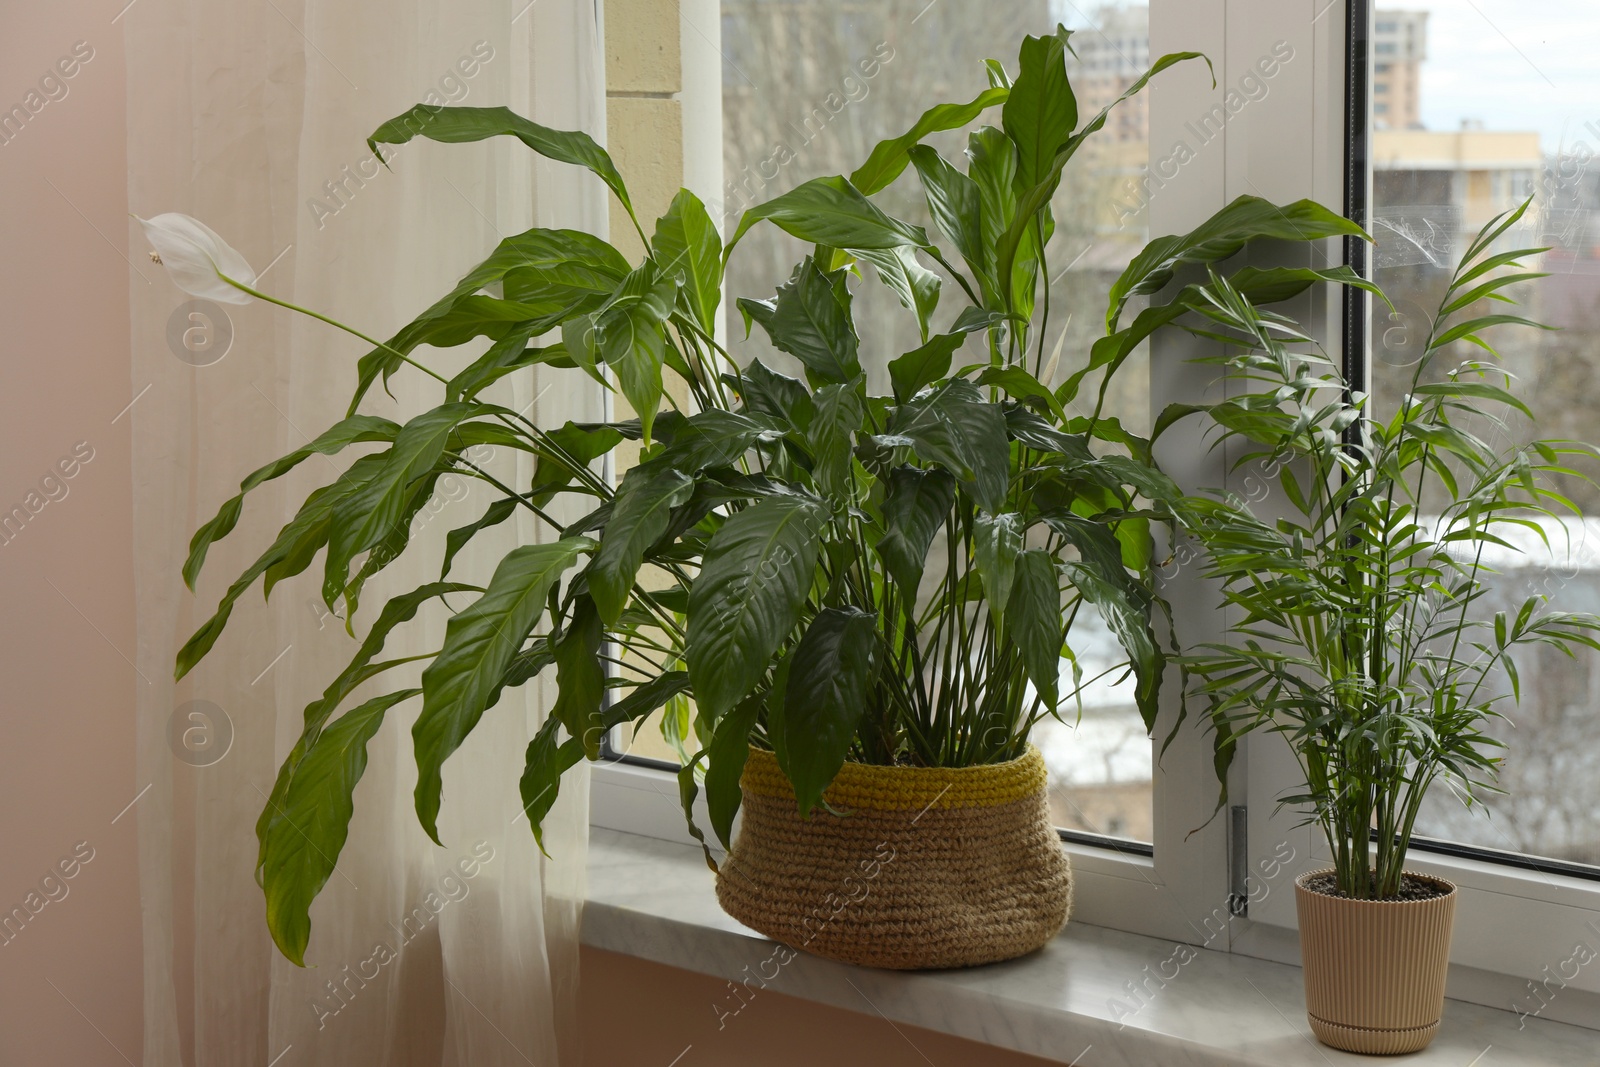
[583,827,1598,1067]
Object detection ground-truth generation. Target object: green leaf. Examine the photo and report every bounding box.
[737,358,809,421]
[996,50,1211,307]
[705,695,762,849]
[261,688,419,966]
[254,580,473,909]
[517,718,584,857]
[977,364,1064,420]
[850,87,1008,195]
[686,494,827,722]
[890,379,1010,514]
[446,331,576,402]
[878,466,957,595]
[530,420,623,506]
[175,455,389,680]
[651,188,723,333]
[1107,196,1367,330]
[550,595,606,759]
[677,751,717,870]
[1044,511,1164,730]
[655,409,788,471]
[782,607,880,817]
[598,306,667,444]
[888,333,964,403]
[805,383,864,502]
[738,258,861,385]
[368,104,633,215]
[908,144,988,284]
[516,668,692,856]
[350,227,626,413]
[1002,31,1078,190]
[323,404,480,612]
[853,245,941,342]
[413,537,594,844]
[974,512,1024,623]
[184,415,399,590]
[966,125,1019,265]
[590,466,695,624]
[1007,550,1062,706]
[728,175,930,253]
[441,498,519,578]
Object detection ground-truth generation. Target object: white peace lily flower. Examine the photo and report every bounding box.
[136,213,256,305]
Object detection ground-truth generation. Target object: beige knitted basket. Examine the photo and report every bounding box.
[715,745,1072,970]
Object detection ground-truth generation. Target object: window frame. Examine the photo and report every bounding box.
[589,0,1600,1029]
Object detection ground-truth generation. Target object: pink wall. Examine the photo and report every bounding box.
[0,4,143,1063]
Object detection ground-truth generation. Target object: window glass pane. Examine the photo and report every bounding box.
[1369,2,1600,868]
[620,0,1157,845]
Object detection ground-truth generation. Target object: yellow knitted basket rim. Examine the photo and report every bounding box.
[741,745,1046,812]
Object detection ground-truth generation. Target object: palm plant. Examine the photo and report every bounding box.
[1166,201,1600,899]
[167,29,1368,964]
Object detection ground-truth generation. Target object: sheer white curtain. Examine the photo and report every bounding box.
[125,3,605,1064]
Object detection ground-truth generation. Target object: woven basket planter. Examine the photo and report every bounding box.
[1295,869,1458,1054]
[715,745,1072,970]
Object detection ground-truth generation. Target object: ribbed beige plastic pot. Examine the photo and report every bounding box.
[1294,868,1458,1054]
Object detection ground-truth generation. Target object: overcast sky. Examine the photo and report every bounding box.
[1400,1,1596,152]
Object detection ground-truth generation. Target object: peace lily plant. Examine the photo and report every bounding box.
[157,30,1367,966]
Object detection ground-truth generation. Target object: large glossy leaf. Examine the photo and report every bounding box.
[850,87,1008,195]
[598,307,667,444]
[413,537,594,843]
[973,512,1024,624]
[322,404,480,612]
[446,332,576,402]
[254,580,472,906]
[890,379,1010,514]
[853,245,941,342]
[728,175,930,253]
[997,51,1209,307]
[1007,550,1062,706]
[1107,195,1368,330]
[261,688,419,965]
[550,595,606,759]
[908,145,987,285]
[878,466,957,595]
[651,188,723,333]
[350,227,627,413]
[517,718,583,857]
[175,455,390,679]
[705,695,762,849]
[782,607,879,816]
[515,669,693,855]
[887,333,965,403]
[368,104,633,213]
[805,383,864,502]
[737,358,809,421]
[654,409,788,471]
[590,466,695,624]
[1044,511,1163,729]
[440,498,518,578]
[686,494,827,722]
[184,415,399,590]
[1002,30,1077,190]
[529,421,624,505]
[738,258,861,386]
